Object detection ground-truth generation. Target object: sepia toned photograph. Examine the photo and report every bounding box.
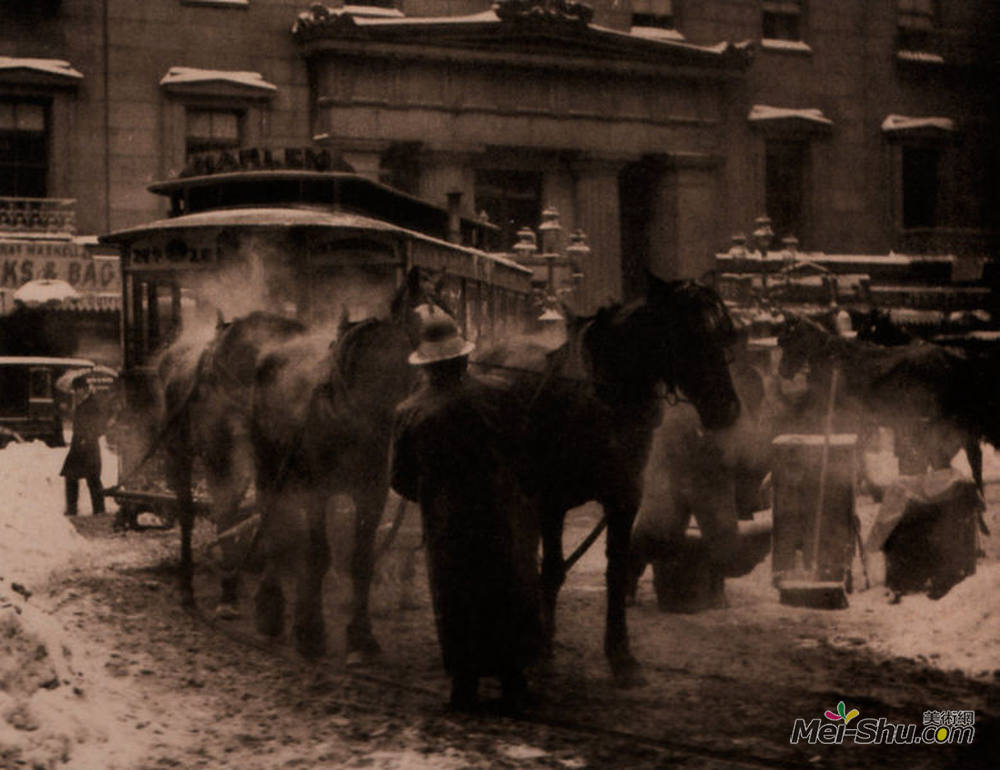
[1,1,997,767]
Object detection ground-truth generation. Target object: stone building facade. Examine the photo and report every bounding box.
[1,0,996,311]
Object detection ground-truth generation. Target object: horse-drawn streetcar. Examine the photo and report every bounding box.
[99,147,535,527]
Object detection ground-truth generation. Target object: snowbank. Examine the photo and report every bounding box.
[0,439,163,769]
[723,443,1000,680]
[0,441,105,590]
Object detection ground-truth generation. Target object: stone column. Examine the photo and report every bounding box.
[571,155,630,313]
[648,154,725,282]
[416,147,481,215]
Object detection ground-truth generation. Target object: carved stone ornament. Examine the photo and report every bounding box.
[492,0,595,26]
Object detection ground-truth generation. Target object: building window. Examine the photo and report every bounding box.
[632,0,674,30]
[765,140,807,241]
[474,169,542,250]
[898,0,937,29]
[897,0,939,51]
[0,100,48,198]
[901,146,939,229]
[762,0,803,41]
[185,108,242,161]
[379,142,421,196]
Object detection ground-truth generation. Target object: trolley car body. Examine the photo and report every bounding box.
[99,152,535,518]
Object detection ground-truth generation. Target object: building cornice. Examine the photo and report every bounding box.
[291,3,752,79]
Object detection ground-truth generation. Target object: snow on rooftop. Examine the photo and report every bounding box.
[0,56,82,80]
[882,114,955,133]
[760,38,812,54]
[748,105,832,125]
[628,25,686,42]
[332,4,406,19]
[897,50,946,64]
[159,67,276,92]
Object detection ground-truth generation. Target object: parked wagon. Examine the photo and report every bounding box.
[98,147,536,526]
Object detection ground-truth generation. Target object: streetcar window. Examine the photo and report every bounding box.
[28,368,50,400]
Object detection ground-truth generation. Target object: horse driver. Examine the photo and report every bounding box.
[389,313,543,713]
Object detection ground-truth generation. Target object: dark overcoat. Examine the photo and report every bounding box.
[60,393,105,479]
[390,374,542,680]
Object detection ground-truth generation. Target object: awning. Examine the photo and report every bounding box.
[0,56,83,84]
[159,67,276,96]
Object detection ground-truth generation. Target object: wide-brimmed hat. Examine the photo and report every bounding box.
[408,315,475,365]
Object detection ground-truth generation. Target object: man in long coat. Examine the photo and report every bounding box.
[61,375,106,516]
[390,314,542,712]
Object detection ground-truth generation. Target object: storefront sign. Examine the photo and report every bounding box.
[0,239,121,291]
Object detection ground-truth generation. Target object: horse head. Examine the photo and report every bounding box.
[645,274,741,430]
[579,275,740,430]
[776,313,830,380]
[856,308,914,347]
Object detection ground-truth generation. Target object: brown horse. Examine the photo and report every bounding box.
[776,313,992,493]
[156,311,308,609]
[247,269,444,661]
[472,275,741,681]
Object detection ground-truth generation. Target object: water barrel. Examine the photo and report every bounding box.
[771,434,857,587]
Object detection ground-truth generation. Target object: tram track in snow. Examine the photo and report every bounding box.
[182,601,826,769]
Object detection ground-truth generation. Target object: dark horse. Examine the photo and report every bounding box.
[473,274,741,680]
[156,311,308,609]
[247,269,441,660]
[777,313,998,503]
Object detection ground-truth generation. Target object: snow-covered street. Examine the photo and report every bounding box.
[2,438,999,768]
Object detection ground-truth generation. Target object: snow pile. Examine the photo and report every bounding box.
[0,439,164,769]
[0,591,160,770]
[725,444,1000,680]
[852,562,1000,678]
[0,441,100,590]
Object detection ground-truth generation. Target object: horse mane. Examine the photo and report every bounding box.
[331,317,384,389]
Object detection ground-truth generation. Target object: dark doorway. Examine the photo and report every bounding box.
[619,159,660,302]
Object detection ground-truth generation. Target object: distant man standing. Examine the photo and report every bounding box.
[390,314,542,713]
[61,375,106,516]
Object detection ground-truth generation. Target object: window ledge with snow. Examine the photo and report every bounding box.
[630,26,686,42]
[897,50,945,65]
[181,0,250,8]
[760,38,812,55]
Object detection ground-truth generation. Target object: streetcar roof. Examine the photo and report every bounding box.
[145,169,499,239]
[0,356,96,368]
[98,207,531,276]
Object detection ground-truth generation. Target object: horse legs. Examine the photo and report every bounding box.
[165,442,196,608]
[966,435,984,493]
[345,486,385,665]
[964,435,992,536]
[604,506,642,684]
[253,489,285,640]
[539,507,567,659]
[292,493,331,659]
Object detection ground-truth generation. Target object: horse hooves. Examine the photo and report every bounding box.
[610,657,646,688]
[214,602,241,621]
[345,643,381,668]
[295,624,327,660]
[254,583,285,638]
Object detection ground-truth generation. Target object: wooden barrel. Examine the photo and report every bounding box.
[771,434,857,586]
